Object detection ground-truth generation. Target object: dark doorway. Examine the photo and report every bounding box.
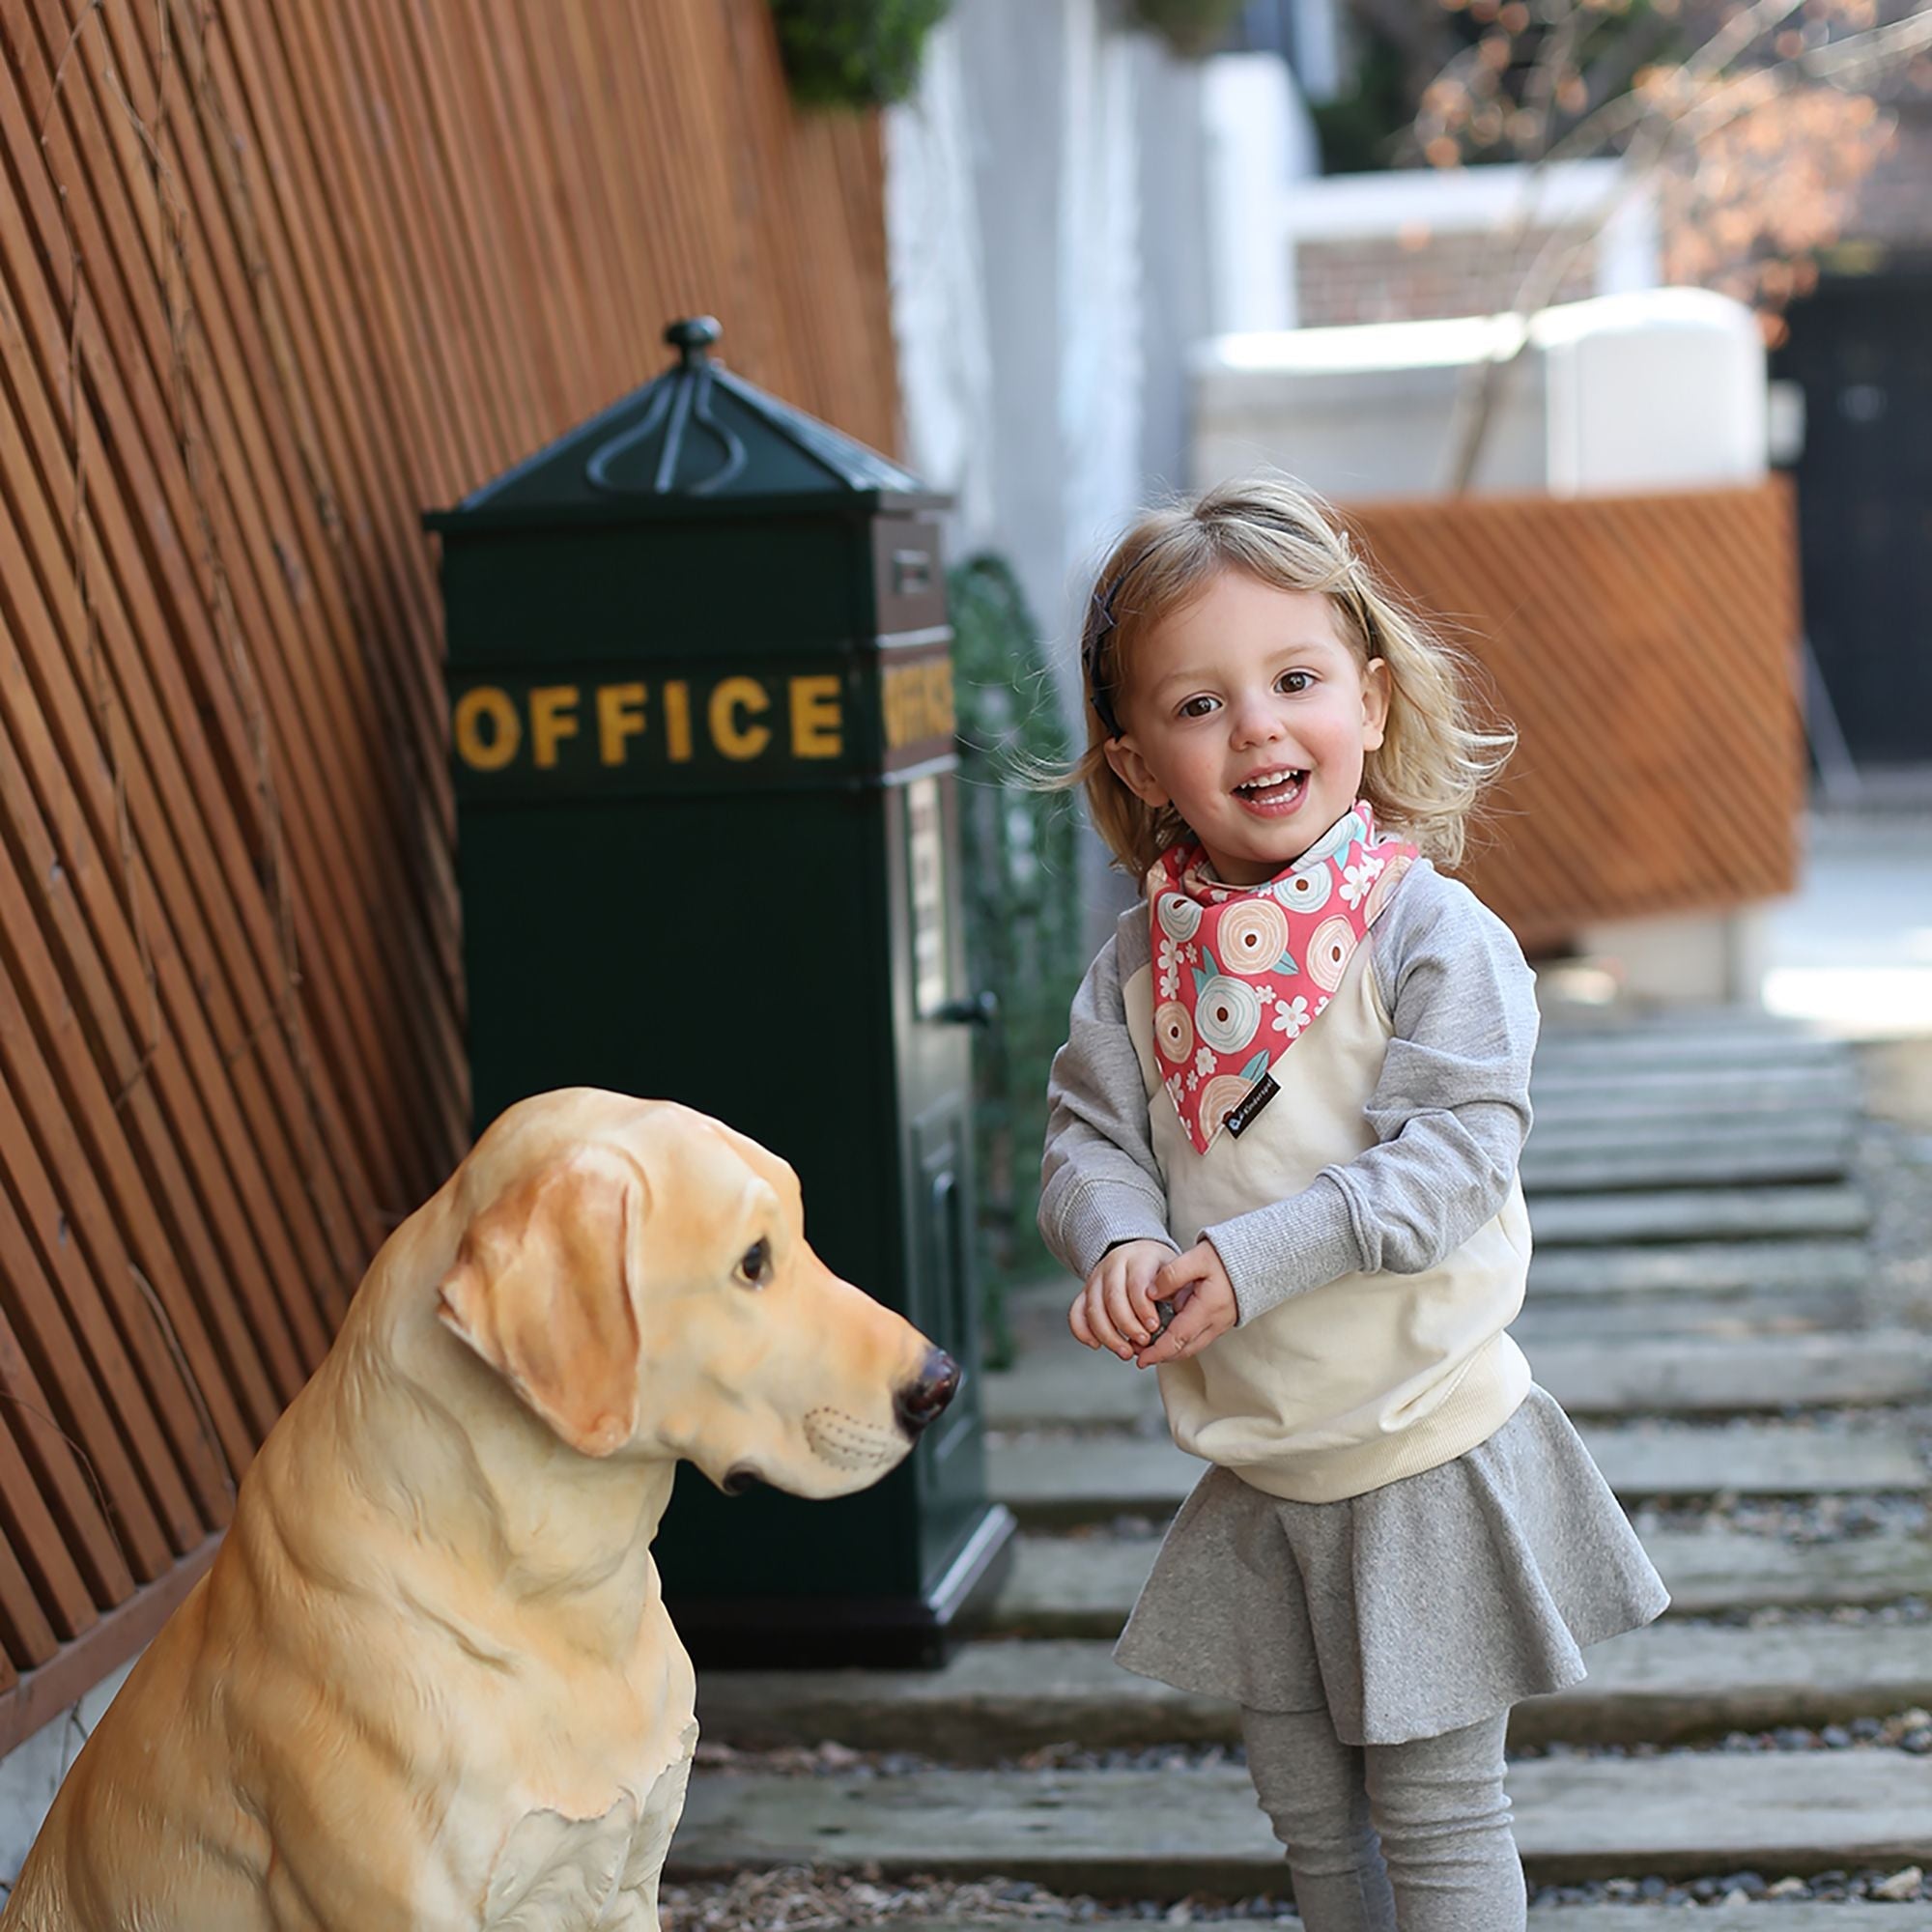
[1771,264,1932,767]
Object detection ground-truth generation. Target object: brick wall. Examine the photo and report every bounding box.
[1296,224,1600,326]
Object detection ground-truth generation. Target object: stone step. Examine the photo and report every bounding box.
[1523,1109,1858,1154]
[1526,1239,1870,1299]
[1003,1293,1860,1361]
[983,1334,1932,1432]
[667,1751,1932,1888]
[1532,1334,1932,1416]
[1529,1185,1870,1248]
[1533,1030,1845,1075]
[1515,1295,1853,1343]
[1520,1137,1853,1194]
[993,1527,1932,1635]
[1004,1248,1869,1359]
[886,1913,1931,1932]
[1529,1065,1857,1113]
[1539,1001,1805,1030]
[693,1624,1932,1757]
[986,1421,1927,1525]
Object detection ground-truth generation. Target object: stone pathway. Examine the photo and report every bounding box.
[673,1754,1932,1889]
[991,1524,1932,1629]
[667,1008,1932,1922]
[985,1419,1927,1521]
[980,1331,1932,1426]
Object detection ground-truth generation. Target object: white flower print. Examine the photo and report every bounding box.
[1340,854,1385,910]
[1272,995,1311,1038]
[1255,982,1276,1004]
[1194,1044,1217,1077]
[1185,1069,1201,1093]
[1157,936,1182,1000]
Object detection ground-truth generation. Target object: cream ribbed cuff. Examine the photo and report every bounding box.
[1052,1179,1179,1282]
[1202,1173,1364,1326]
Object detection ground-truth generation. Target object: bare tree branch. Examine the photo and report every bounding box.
[1430,1,1929,489]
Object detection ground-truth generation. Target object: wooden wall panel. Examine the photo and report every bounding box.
[1344,482,1804,954]
[0,0,899,1752]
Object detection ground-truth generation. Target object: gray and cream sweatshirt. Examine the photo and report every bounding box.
[1038,856,1540,1502]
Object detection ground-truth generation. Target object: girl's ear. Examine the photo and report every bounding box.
[1360,657,1391,753]
[1103,734,1172,810]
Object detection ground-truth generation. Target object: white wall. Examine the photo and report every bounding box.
[886,0,1215,933]
[1,1662,131,1886]
[1191,287,1770,501]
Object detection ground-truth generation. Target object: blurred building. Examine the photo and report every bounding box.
[1153,29,1805,1001]
[1770,93,1932,776]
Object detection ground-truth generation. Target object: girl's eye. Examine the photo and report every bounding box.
[1178,696,1218,720]
[1277,670,1313,695]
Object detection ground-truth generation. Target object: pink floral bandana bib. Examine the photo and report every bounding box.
[1147,801,1420,1154]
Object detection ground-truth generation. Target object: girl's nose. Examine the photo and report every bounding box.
[1229,693,1289,749]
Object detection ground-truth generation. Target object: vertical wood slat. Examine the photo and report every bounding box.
[15,0,466,1233]
[0,0,900,1747]
[1342,481,1804,952]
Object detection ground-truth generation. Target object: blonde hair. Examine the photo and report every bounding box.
[1059,474,1515,879]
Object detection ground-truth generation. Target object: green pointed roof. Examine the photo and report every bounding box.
[425,318,943,532]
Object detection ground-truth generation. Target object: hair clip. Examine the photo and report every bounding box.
[1083,605,1124,740]
[1085,543,1162,740]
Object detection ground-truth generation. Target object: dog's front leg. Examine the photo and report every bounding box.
[596,1721,697,1932]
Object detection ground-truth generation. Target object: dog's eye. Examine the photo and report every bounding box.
[736,1237,771,1289]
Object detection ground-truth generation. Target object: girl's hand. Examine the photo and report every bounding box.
[1134,1241,1237,1369]
[1070,1239,1175,1361]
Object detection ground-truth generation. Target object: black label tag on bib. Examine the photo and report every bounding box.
[1222,1074,1279,1138]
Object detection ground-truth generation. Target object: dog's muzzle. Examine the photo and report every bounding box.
[893,1348,960,1439]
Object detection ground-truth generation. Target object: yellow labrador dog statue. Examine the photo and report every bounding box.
[1,1089,958,1932]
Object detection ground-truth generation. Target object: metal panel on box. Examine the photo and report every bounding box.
[426,319,1012,1665]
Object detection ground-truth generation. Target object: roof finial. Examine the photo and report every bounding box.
[664,317,722,369]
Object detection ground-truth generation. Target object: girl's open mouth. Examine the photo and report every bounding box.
[1233,768,1307,815]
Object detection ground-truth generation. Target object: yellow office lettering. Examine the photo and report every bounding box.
[598,683,647,765]
[881,658,955,753]
[664,681,694,762]
[454,687,522,772]
[708,677,772,761]
[529,686,582,769]
[790,675,843,758]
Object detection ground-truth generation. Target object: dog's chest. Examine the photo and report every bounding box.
[480,1719,697,1930]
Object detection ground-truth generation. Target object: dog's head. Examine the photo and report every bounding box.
[434,1092,957,1498]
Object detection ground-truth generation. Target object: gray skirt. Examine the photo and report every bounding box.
[1112,1382,1670,1747]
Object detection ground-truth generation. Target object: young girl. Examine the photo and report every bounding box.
[1037,476,1668,1932]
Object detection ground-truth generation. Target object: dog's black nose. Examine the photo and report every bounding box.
[894,1348,960,1438]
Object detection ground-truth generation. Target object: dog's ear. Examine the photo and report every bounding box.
[435,1147,645,1458]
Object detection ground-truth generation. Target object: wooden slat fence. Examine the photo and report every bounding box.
[0,0,899,1753]
[1344,481,1804,954]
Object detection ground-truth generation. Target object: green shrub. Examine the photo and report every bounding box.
[1127,0,1245,59]
[769,0,953,109]
[950,554,1087,1367]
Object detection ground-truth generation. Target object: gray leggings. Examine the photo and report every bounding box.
[1240,1706,1525,1932]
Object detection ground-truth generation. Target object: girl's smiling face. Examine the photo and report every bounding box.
[1103,568,1390,886]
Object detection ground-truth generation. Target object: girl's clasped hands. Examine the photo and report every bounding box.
[1069,1237,1237,1369]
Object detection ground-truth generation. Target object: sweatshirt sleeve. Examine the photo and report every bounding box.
[1037,930,1179,1280]
[1200,864,1538,1326]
